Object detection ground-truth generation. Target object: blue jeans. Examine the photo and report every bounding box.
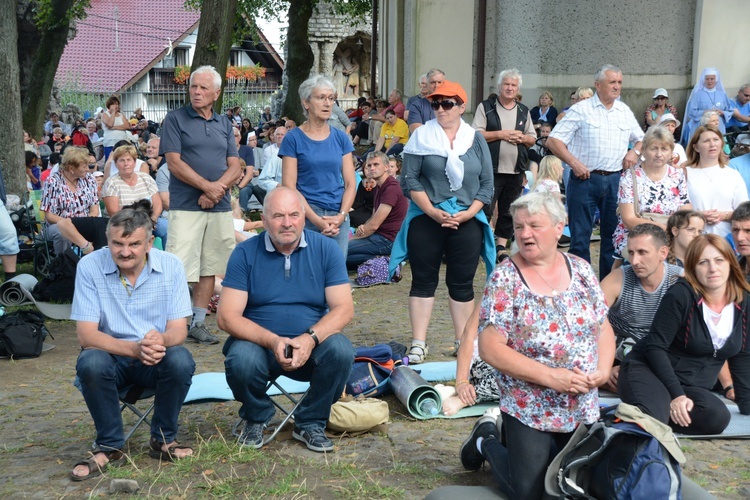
[483,413,573,499]
[239,185,254,211]
[566,171,620,279]
[76,346,195,450]
[305,204,350,260]
[346,233,393,269]
[154,217,168,248]
[224,333,354,430]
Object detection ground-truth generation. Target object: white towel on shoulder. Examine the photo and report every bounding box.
[403,119,475,191]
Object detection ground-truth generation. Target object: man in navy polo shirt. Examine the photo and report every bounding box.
[159,65,241,344]
[218,187,354,453]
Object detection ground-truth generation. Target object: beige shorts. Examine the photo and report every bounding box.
[166,210,235,282]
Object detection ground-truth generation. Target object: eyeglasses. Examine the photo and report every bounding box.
[430,100,458,111]
[88,164,96,169]
[654,96,667,100]
[311,95,336,103]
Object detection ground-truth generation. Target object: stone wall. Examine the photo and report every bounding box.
[308,2,372,104]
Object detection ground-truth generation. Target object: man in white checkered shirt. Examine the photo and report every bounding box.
[547,64,644,278]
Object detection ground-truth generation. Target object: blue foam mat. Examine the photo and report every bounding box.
[184,362,461,405]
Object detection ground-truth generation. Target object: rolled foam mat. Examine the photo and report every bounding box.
[390,365,443,419]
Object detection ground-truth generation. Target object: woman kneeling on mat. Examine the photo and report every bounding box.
[618,233,750,435]
[459,192,615,500]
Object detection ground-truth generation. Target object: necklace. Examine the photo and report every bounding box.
[62,172,78,190]
[523,253,563,296]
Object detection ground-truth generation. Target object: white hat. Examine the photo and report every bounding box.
[737,134,750,146]
[652,88,669,99]
[248,131,256,138]
[658,113,681,128]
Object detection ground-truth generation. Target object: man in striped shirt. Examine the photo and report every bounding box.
[599,224,682,392]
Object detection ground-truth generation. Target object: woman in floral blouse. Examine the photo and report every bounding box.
[459,192,615,500]
[41,147,107,254]
[612,126,691,267]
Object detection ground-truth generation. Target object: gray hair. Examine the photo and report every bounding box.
[426,68,445,80]
[497,69,522,89]
[298,75,336,117]
[595,64,622,82]
[418,73,428,84]
[107,200,154,238]
[510,192,567,226]
[190,65,222,90]
[741,83,750,93]
[365,150,389,166]
[642,125,675,152]
[700,110,720,125]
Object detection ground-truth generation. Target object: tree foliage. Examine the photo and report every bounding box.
[20,0,90,142]
[187,0,370,122]
[2,0,90,195]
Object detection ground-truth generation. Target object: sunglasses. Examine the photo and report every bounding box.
[430,100,458,110]
[88,164,96,169]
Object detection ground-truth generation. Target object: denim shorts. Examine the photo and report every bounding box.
[0,204,19,255]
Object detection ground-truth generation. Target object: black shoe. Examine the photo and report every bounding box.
[460,415,497,471]
[293,426,334,452]
[238,421,267,449]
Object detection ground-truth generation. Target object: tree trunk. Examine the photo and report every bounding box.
[191,0,239,113]
[1,0,27,195]
[282,0,316,124]
[21,0,77,142]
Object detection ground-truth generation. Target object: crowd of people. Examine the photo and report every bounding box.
[6,62,750,496]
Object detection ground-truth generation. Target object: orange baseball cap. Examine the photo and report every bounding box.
[426,80,468,104]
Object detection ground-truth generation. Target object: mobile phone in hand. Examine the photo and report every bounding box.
[285,344,293,359]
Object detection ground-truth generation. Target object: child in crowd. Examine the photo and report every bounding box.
[25,151,41,191]
[666,210,707,267]
[532,155,563,198]
[230,197,262,243]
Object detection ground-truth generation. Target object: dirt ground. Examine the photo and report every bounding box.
[1,258,749,498]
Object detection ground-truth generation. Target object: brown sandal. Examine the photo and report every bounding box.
[70,449,123,481]
[148,436,193,462]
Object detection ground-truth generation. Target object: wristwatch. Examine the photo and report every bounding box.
[305,328,320,348]
[632,148,641,156]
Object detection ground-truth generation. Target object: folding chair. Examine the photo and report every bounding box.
[184,372,310,446]
[259,380,311,445]
[119,385,155,444]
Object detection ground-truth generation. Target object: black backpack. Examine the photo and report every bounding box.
[0,310,53,359]
[32,248,80,302]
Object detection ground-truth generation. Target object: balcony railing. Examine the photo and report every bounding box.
[151,68,279,92]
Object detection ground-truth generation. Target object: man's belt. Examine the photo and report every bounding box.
[590,169,622,176]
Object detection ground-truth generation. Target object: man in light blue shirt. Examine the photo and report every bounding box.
[729,134,750,197]
[70,202,195,481]
[727,84,750,133]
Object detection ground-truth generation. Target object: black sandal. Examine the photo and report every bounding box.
[148,436,193,462]
[70,449,123,481]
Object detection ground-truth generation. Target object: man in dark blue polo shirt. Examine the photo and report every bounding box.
[219,187,354,453]
[159,65,242,344]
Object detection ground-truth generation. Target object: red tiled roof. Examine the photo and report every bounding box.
[56,0,200,92]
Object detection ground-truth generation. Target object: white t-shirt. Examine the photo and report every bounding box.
[686,164,749,237]
[102,111,132,147]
